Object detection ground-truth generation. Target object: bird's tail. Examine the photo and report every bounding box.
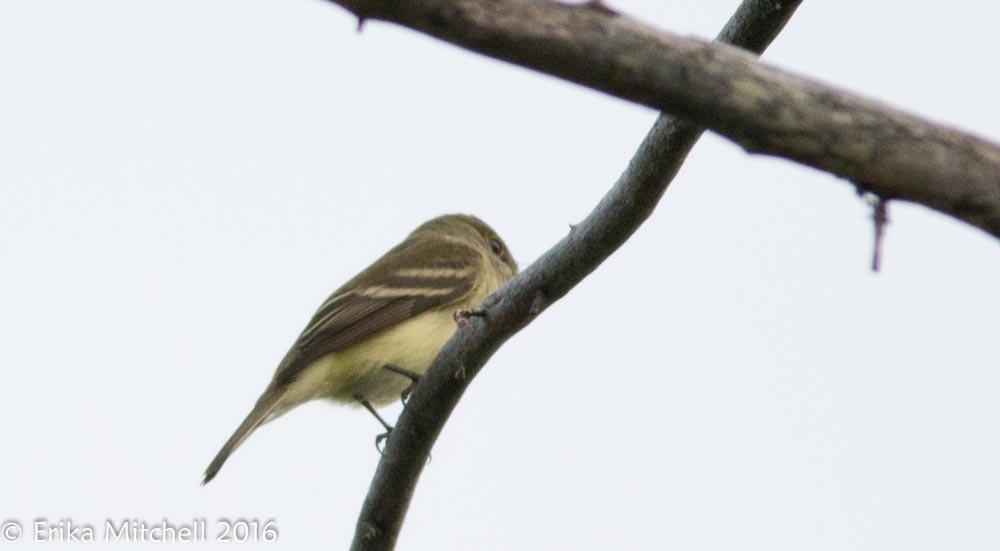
[202,389,283,485]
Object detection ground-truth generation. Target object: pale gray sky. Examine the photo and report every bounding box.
[1,1,998,549]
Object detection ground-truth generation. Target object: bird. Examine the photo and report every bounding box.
[202,214,518,484]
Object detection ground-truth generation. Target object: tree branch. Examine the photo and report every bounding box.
[328,0,1000,238]
[348,1,803,549]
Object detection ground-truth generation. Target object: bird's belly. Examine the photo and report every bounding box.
[287,307,460,407]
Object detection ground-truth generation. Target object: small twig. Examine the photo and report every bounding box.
[453,307,486,327]
[868,195,890,272]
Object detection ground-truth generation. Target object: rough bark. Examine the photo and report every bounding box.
[327,0,1000,238]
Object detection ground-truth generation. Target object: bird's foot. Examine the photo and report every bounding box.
[383,364,421,405]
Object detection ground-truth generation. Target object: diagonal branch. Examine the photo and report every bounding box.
[327,0,1000,238]
[348,1,803,549]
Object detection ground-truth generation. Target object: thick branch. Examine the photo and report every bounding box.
[330,0,1000,238]
[348,2,802,549]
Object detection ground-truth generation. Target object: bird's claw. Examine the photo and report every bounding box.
[383,364,421,406]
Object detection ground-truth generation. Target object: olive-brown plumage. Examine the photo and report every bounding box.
[203,214,517,484]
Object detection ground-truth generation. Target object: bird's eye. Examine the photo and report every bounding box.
[489,237,503,255]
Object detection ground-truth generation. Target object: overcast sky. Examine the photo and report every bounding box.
[2,0,998,549]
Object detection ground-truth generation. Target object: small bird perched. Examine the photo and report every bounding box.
[203,214,517,484]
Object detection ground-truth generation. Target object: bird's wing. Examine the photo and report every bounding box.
[272,237,478,384]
